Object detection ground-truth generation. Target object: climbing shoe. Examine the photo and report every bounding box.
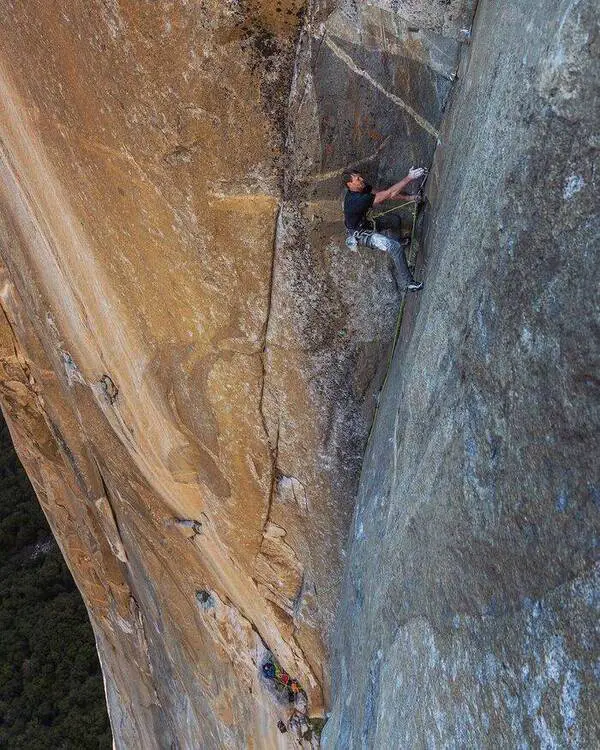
[407,280,423,291]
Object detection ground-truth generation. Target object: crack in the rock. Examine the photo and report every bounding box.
[126,592,178,746]
[255,202,283,564]
[258,201,281,452]
[289,475,308,509]
[0,299,23,364]
[292,569,307,622]
[92,454,128,563]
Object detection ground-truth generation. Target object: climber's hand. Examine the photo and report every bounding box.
[408,166,427,181]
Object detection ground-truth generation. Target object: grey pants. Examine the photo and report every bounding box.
[351,218,415,289]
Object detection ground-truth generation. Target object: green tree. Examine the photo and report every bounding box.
[0,418,111,749]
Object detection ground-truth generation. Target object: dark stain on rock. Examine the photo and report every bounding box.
[47,419,88,495]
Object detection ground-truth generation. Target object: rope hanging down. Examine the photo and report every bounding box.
[360,170,429,453]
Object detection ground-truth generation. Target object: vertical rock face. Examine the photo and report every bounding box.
[264,0,474,652]
[0,1,474,747]
[326,0,600,747]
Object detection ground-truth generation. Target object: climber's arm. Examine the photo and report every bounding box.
[372,185,397,205]
[372,178,411,205]
[372,167,427,204]
[388,192,420,203]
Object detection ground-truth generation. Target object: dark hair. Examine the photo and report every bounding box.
[342,170,360,186]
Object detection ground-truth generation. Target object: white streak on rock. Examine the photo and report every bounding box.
[322,36,441,140]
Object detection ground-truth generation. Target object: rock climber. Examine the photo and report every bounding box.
[343,167,427,291]
[262,660,313,740]
[262,661,305,704]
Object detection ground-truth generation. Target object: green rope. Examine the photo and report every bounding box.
[357,171,428,462]
[360,294,405,469]
[368,199,416,221]
[360,196,422,457]
[408,202,419,267]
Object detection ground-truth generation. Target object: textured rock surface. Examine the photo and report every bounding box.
[0,1,474,747]
[325,0,600,747]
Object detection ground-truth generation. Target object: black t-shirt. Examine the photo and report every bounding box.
[344,185,374,232]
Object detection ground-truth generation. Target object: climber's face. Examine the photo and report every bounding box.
[347,173,366,192]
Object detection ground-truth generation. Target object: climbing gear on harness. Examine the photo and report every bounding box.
[350,228,378,248]
[348,228,407,252]
[345,233,359,250]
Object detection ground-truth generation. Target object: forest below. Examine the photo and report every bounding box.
[0,416,110,749]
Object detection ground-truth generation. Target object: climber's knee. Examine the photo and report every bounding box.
[367,232,399,256]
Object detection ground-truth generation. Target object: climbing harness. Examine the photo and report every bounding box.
[345,197,417,251]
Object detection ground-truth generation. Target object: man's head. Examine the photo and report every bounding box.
[343,171,367,192]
